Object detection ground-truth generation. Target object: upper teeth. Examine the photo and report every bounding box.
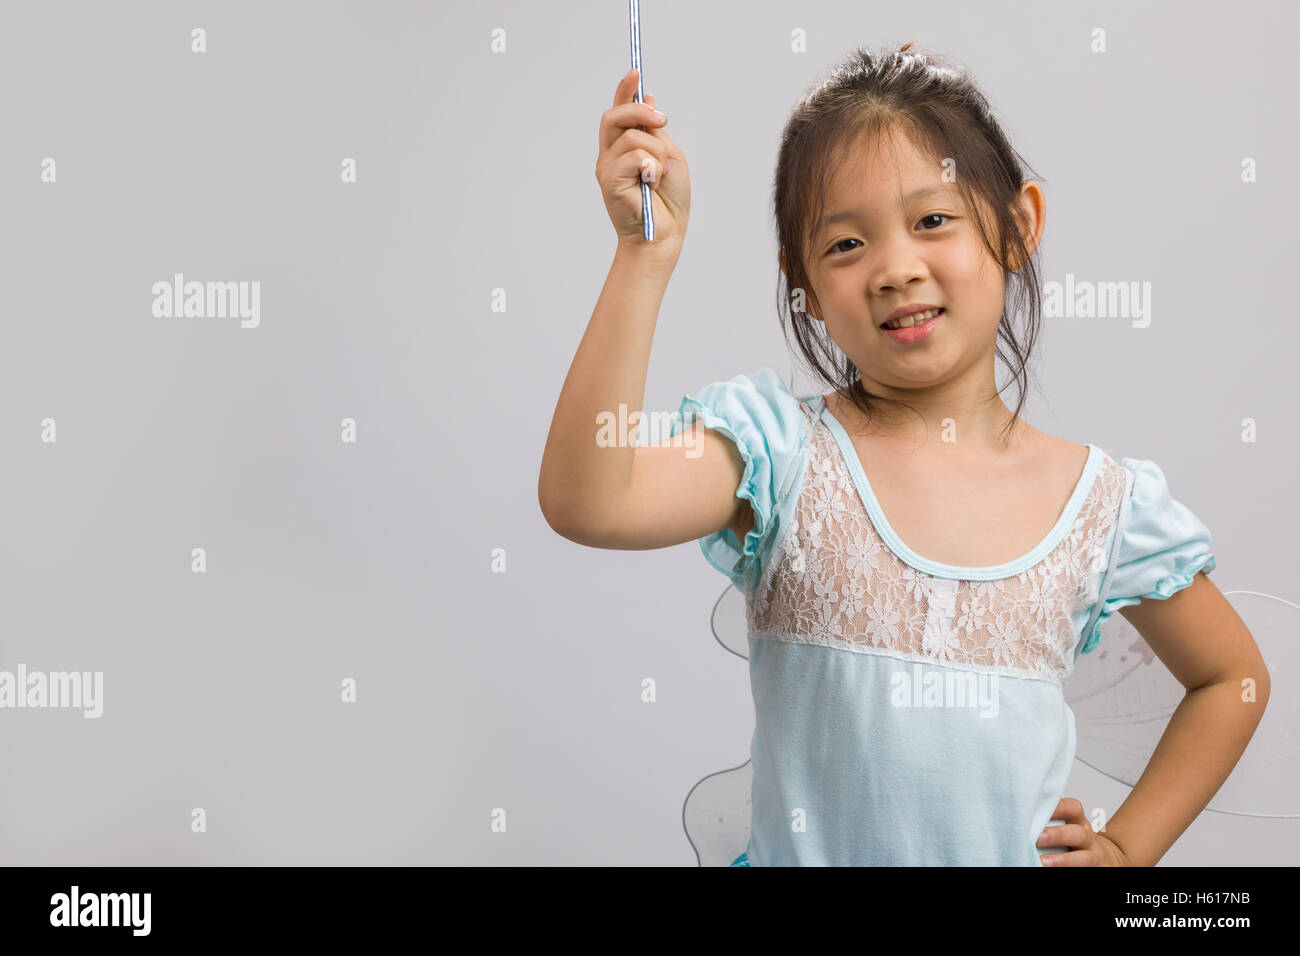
[885,308,941,329]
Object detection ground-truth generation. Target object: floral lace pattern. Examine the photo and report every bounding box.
[748,401,1128,684]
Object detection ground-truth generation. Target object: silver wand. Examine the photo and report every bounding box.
[628,0,654,241]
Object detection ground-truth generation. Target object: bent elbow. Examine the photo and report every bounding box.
[538,483,574,540]
[538,485,602,546]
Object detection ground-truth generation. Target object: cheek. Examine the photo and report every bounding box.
[939,249,1005,312]
[937,243,986,283]
[823,269,868,307]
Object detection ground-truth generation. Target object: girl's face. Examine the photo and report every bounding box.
[799,131,1041,398]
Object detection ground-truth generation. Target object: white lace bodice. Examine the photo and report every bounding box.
[747,400,1129,684]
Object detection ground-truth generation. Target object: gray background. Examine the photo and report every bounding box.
[1,0,1295,864]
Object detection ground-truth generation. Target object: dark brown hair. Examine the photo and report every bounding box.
[773,41,1046,442]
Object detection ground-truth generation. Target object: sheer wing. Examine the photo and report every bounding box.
[709,582,749,660]
[681,758,753,866]
[1067,589,1299,818]
[680,584,751,865]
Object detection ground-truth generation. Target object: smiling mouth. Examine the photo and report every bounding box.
[881,307,944,330]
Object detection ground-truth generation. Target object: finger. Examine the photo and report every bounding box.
[650,123,683,165]
[622,93,681,166]
[613,67,640,108]
[607,128,668,176]
[637,148,664,187]
[1038,823,1088,849]
[1055,797,1086,820]
[1041,848,1101,867]
[599,100,667,155]
[599,69,643,152]
[603,142,663,191]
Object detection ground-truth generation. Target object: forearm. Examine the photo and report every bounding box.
[1100,671,1269,866]
[538,239,680,535]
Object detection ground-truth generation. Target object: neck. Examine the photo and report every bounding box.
[829,360,1025,452]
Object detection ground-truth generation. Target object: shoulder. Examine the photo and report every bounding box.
[1064,445,1214,544]
[690,367,801,406]
[679,367,811,440]
[1025,428,1091,486]
[1077,450,1216,653]
[980,423,1092,492]
[1087,449,1193,516]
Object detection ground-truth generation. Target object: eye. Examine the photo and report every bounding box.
[826,215,952,256]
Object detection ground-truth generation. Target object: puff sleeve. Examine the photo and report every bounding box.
[1078,457,1217,654]
[667,367,809,592]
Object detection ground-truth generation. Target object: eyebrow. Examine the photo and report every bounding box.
[815,185,956,237]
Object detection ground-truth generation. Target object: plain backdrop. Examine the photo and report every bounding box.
[0,0,1295,865]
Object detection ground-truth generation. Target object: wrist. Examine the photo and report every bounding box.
[614,234,683,275]
[1097,831,1135,866]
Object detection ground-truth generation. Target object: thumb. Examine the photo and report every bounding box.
[645,92,655,108]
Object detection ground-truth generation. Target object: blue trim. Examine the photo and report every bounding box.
[678,394,766,588]
[1081,551,1216,655]
[1076,464,1137,655]
[813,397,1103,581]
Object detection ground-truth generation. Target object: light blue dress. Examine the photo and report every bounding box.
[669,368,1217,867]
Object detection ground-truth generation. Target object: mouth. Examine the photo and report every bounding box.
[880,307,944,330]
[879,307,943,344]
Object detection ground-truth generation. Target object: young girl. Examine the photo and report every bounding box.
[538,42,1268,866]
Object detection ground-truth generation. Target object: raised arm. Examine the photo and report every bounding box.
[537,68,748,551]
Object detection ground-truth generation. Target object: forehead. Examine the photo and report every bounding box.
[824,130,947,204]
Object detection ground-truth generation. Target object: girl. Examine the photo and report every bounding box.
[538,42,1268,866]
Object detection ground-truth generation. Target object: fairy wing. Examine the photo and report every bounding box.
[678,585,751,865]
[709,580,748,659]
[1067,588,1299,818]
[681,757,753,867]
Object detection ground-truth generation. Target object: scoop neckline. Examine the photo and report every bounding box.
[806,394,1102,581]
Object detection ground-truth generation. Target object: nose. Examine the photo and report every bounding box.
[869,234,928,296]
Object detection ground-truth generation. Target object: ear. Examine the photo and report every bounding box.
[1008,181,1046,271]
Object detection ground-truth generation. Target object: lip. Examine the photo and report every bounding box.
[880,309,942,344]
[883,303,943,325]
